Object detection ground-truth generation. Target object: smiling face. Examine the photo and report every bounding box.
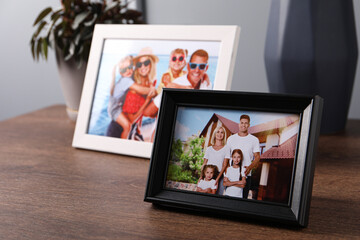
[136,56,151,77]
[232,152,242,167]
[186,55,208,88]
[170,53,186,71]
[204,167,214,181]
[119,59,133,78]
[215,128,225,142]
[238,118,250,134]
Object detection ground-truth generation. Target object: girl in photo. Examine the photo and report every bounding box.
[223,149,246,198]
[202,126,230,195]
[196,164,219,194]
[157,48,188,94]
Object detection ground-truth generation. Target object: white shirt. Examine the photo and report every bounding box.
[200,80,212,89]
[226,133,260,176]
[197,179,217,190]
[153,75,192,108]
[204,145,230,172]
[224,166,245,198]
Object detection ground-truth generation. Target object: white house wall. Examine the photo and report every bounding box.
[265,134,280,152]
[279,121,300,145]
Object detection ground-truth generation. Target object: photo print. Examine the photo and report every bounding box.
[166,106,300,204]
[88,39,220,142]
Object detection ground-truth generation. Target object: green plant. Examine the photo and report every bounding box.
[30,0,143,68]
[167,136,205,184]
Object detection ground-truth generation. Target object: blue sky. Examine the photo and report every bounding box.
[174,107,299,141]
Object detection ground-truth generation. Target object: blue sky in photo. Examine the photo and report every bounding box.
[174,107,299,141]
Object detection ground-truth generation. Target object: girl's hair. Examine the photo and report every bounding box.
[231,149,243,180]
[200,164,219,180]
[119,55,133,66]
[171,48,188,58]
[210,126,227,145]
[133,56,157,85]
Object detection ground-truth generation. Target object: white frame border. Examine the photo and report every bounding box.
[73,24,240,158]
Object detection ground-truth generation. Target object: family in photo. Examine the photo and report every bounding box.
[196,114,260,199]
[106,47,213,141]
[167,107,299,203]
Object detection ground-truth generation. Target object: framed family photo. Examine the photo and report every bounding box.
[73,24,240,158]
[145,89,323,227]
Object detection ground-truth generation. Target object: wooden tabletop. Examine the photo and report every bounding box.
[0,105,359,240]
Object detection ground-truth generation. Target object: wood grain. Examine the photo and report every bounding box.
[0,105,359,239]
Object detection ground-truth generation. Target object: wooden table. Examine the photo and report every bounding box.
[0,105,359,239]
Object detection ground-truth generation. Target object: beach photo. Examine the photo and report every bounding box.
[166,106,300,204]
[88,39,220,142]
[73,25,240,158]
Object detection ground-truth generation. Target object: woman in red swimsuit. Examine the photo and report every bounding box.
[121,47,158,140]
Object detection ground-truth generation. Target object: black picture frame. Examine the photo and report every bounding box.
[144,89,323,227]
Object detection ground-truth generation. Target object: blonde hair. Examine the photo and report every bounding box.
[171,48,188,58]
[133,56,157,85]
[210,126,227,145]
[119,55,133,66]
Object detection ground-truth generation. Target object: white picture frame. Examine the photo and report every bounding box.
[73,24,240,158]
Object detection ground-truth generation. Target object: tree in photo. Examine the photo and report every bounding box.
[167,135,205,184]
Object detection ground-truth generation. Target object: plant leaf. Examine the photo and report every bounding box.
[51,9,62,20]
[104,1,119,12]
[42,38,48,60]
[33,21,47,39]
[33,7,52,26]
[74,32,82,46]
[36,38,42,60]
[72,11,90,30]
[30,39,36,60]
[46,13,61,38]
[84,13,98,27]
[64,42,75,61]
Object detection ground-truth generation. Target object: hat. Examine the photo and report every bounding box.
[133,47,159,63]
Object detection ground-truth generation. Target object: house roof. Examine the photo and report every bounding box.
[261,134,297,160]
[248,115,299,135]
[214,114,239,133]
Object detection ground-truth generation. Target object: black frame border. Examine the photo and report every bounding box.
[144,89,323,227]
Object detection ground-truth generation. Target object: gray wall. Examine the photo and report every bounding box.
[0,1,63,121]
[0,1,359,121]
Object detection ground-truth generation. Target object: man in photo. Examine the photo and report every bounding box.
[226,114,260,199]
[143,49,211,118]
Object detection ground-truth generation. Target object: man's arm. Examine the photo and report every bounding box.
[166,82,192,89]
[245,152,260,176]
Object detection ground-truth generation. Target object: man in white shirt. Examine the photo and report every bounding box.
[226,114,260,199]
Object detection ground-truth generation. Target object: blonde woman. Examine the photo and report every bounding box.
[202,126,230,195]
[121,47,158,140]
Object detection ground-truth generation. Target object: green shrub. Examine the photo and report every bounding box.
[167,136,205,184]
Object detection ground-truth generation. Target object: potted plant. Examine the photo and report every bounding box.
[31,0,143,121]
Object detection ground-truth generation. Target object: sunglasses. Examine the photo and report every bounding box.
[120,64,133,73]
[171,55,185,62]
[136,59,151,68]
[189,62,207,70]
